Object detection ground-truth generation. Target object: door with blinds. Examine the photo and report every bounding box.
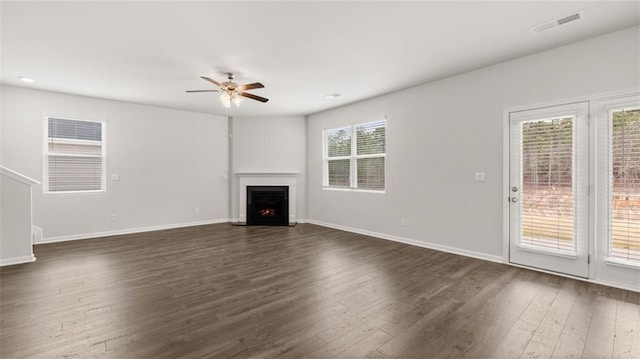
[509,102,589,278]
[593,94,640,288]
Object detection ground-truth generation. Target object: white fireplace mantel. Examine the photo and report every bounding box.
[237,172,298,224]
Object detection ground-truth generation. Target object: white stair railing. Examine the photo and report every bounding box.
[0,166,40,266]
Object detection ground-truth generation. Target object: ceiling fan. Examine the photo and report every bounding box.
[186,73,269,108]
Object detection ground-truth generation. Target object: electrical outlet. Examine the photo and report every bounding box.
[111,214,117,221]
[195,207,200,213]
[400,218,407,226]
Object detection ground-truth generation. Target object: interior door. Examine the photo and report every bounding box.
[509,102,589,278]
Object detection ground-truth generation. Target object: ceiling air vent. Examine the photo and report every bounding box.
[532,10,584,33]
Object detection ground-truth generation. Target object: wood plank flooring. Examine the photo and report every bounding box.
[1,223,638,358]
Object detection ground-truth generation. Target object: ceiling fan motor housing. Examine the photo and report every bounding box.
[224,73,238,91]
[222,82,238,92]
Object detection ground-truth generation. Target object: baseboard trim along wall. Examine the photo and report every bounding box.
[38,219,230,244]
[0,254,36,266]
[306,219,504,264]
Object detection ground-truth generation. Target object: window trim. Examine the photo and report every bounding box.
[43,115,106,194]
[323,119,386,193]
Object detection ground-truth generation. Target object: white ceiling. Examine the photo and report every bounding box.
[1,1,639,117]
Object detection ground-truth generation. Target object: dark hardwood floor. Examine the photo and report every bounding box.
[1,223,638,358]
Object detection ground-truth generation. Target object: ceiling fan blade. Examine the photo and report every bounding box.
[237,82,264,91]
[186,90,219,93]
[200,76,221,87]
[240,92,269,103]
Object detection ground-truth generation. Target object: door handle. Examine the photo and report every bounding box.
[511,197,518,203]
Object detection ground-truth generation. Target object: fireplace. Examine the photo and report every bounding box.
[247,186,289,226]
[237,172,298,225]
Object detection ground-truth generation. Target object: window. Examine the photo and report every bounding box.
[44,117,105,193]
[605,106,640,266]
[324,119,386,191]
[519,116,576,255]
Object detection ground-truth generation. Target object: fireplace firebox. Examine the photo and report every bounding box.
[247,186,289,226]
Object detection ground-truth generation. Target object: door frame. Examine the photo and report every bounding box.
[508,101,590,278]
[502,89,640,286]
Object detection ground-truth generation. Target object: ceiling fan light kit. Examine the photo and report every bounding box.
[219,91,244,109]
[220,92,230,108]
[186,72,268,109]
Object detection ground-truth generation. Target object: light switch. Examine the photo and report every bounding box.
[111,174,120,181]
[474,172,486,182]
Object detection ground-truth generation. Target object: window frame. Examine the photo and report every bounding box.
[43,116,106,194]
[323,119,386,193]
[597,102,640,268]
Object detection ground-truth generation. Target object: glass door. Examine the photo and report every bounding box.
[593,94,640,288]
[509,102,589,278]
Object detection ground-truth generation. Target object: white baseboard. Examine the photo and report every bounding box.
[306,219,503,264]
[32,225,43,243]
[0,254,36,267]
[38,218,230,244]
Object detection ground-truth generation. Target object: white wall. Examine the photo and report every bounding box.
[230,115,307,222]
[1,85,229,241]
[307,26,640,261]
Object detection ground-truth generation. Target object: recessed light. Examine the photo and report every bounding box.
[322,93,341,99]
[19,76,35,83]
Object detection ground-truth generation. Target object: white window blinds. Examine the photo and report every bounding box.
[327,126,352,157]
[356,120,385,190]
[519,117,576,255]
[324,119,386,191]
[45,117,105,193]
[608,107,640,265]
[326,126,352,187]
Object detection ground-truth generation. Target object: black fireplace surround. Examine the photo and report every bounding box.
[246,186,289,226]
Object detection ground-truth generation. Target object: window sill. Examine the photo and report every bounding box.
[322,186,386,194]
